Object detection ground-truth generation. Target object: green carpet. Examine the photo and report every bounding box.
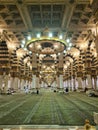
[0,90,98,125]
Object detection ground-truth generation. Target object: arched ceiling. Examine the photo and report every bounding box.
[0,0,98,85]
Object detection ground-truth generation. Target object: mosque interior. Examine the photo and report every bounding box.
[0,0,98,130]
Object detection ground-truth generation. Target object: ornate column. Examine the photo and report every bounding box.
[36,76,39,89]
[72,60,77,91]
[68,65,72,91]
[71,77,74,91]
[63,80,66,88]
[0,40,10,93]
[52,81,56,89]
[91,55,97,90]
[41,81,44,88]
[18,78,21,90]
[86,75,92,89]
[56,76,59,89]
[59,75,63,89]
[4,74,9,93]
[82,69,87,90]
[95,31,98,90]
[39,79,41,89]
[10,49,21,91]
[85,42,92,89]
[10,77,14,88]
[0,75,3,90]
[76,55,84,90]
[96,63,98,90]
[64,65,70,89]
[20,79,25,90]
[95,34,98,91]
[32,75,36,88]
[77,77,82,90]
[13,77,19,91]
[95,28,98,62]
[7,66,11,90]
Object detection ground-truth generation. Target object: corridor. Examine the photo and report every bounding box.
[0,91,98,125]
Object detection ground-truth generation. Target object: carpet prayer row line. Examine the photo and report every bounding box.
[0,91,98,125]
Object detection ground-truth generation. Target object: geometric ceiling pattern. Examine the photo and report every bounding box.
[0,0,97,44]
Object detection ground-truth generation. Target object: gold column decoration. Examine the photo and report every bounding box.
[77,54,84,78]
[66,47,80,90]
[0,40,10,93]
[96,59,98,76]
[10,49,21,91]
[91,48,98,90]
[75,41,87,71]
[28,62,33,82]
[0,41,10,75]
[11,50,20,78]
[23,56,30,80]
[7,42,19,70]
[91,56,97,76]
[19,57,25,80]
[73,45,83,78]
[63,58,72,90]
[72,59,77,91]
[81,51,86,80]
[16,48,29,78]
[72,64,76,79]
[85,44,92,75]
[81,51,87,89]
[25,65,29,80]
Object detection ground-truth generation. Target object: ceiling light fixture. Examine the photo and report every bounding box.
[64,50,66,53]
[69,43,72,47]
[22,40,25,44]
[24,48,27,51]
[26,28,67,55]
[29,51,32,54]
[66,39,70,43]
[58,53,60,56]
[27,35,31,40]
[67,47,70,50]
[59,34,63,39]
[49,32,52,38]
[37,33,41,38]
[21,44,24,48]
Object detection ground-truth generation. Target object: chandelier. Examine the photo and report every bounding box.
[26,36,67,55]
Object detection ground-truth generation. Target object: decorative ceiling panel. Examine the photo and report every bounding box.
[0,0,97,45]
[28,4,65,27]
